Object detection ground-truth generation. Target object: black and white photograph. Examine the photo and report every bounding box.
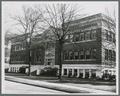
[1,1,119,95]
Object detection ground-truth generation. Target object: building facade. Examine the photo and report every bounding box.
[8,13,116,78]
[9,33,45,74]
[55,13,116,78]
[8,27,55,74]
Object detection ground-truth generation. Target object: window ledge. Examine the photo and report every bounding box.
[64,59,96,61]
[65,39,96,44]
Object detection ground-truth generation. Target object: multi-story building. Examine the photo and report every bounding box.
[8,27,55,74]
[55,13,116,78]
[9,33,45,74]
[8,13,116,78]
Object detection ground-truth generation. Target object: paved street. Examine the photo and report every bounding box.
[4,80,69,94]
[5,76,116,95]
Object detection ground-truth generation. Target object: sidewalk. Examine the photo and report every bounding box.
[5,73,116,85]
[5,76,115,94]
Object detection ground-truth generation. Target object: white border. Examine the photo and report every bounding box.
[1,1,119,95]
[116,2,119,94]
[1,2,5,93]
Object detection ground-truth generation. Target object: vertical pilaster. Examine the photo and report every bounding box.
[62,68,64,76]
[67,69,69,76]
[83,69,85,78]
[72,69,74,76]
[8,68,11,72]
[89,69,92,78]
[77,69,80,77]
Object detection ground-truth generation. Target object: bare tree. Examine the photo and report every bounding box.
[12,6,43,76]
[37,4,83,80]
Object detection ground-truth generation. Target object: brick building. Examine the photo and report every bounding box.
[8,13,116,77]
[8,27,55,74]
[55,13,116,78]
[9,33,45,73]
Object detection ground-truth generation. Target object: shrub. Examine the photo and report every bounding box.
[19,67,26,73]
[40,67,58,77]
[5,68,9,73]
[102,73,116,81]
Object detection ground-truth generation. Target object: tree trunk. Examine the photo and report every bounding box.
[28,48,31,76]
[58,40,63,81]
[28,39,31,76]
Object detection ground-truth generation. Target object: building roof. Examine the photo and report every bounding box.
[67,13,115,25]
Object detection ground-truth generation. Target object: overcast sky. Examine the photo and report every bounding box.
[2,1,118,34]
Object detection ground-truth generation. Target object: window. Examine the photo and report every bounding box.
[15,46,17,51]
[105,49,108,60]
[113,51,116,61]
[36,52,41,62]
[85,32,90,40]
[105,70,108,74]
[80,33,84,41]
[108,50,112,61]
[47,62,51,65]
[22,43,25,50]
[91,30,96,39]
[91,48,97,59]
[85,49,90,59]
[113,34,115,43]
[69,34,73,42]
[12,45,15,51]
[79,50,84,59]
[69,51,74,60]
[111,33,113,42]
[109,32,112,41]
[102,29,107,39]
[105,30,108,41]
[74,34,79,42]
[64,69,67,75]
[74,52,79,59]
[74,69,77,77]
[64,51,69,60]
[16,45,20,51]
[107,31,113,42]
